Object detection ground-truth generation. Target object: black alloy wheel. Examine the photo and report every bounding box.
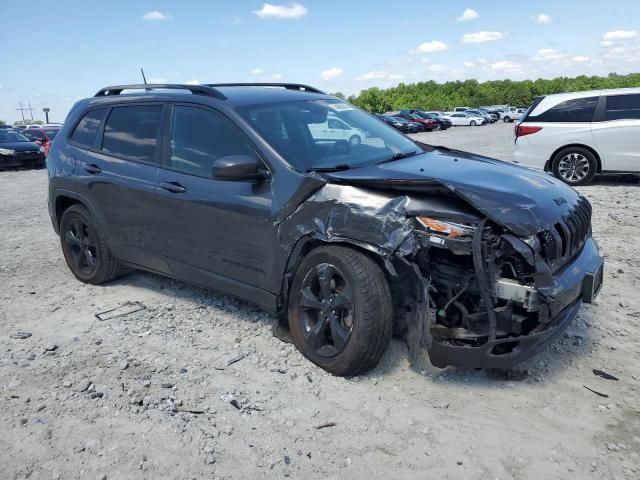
[59,204,123,284]
[64,217,98,278]
[288,246,393,376]
[298,263,354,357]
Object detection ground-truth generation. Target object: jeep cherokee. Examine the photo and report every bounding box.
[47,83,604,376]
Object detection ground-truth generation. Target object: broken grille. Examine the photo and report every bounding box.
[538,197,592,265]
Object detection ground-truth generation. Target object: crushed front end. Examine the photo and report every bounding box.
[408,197,604,368]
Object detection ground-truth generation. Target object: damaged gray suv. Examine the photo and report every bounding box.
[48,83,604,376]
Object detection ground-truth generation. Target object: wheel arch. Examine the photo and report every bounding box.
[277,235,396,317]
[546,144,602,173]
[52,190,100,232]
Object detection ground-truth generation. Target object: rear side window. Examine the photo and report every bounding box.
[169,105,255,177]
[606,94,640,121]
[70,108,107,148]
[102,105,162,162]
[532,96,598,123]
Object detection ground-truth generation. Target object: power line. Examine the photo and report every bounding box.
[16,102,35,122]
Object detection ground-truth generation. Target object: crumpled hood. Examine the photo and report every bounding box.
[325,147,583,237]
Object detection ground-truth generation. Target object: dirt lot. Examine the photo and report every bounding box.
[1,122,639,480]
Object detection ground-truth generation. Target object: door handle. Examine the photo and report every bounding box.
[160,181,187,193]
[84,163,102,174]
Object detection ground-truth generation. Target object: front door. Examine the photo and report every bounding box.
[153,104,276,297]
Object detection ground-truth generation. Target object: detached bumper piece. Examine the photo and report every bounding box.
[424,234,603,369]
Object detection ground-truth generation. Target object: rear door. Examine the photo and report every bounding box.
[76,103,168,272]
[591,93,640,172]
[153,104,276,296]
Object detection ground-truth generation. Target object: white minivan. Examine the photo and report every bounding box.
[513,87,640,185]
[308,115,366,146]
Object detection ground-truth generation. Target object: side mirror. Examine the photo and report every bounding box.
[211,155,269,182]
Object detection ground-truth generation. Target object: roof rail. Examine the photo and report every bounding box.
[206,83,325,94]
[94,84,227,100]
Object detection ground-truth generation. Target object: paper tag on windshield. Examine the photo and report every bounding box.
[329,103,354,112]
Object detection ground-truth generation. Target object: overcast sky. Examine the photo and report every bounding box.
[1,0,639,123]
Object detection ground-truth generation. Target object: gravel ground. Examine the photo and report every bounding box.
[1,122,639,480]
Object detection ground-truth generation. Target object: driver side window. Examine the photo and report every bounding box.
[327,118,343,129]
[169,106,254,177]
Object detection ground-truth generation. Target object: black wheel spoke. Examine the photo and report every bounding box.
[304,317,328,350]
[331,287,353,309]
[300,287,322,310]
[83,248,97,267]
[64,229,81,247]
[329,314,348,351]
[71,249,83,271]
[316,264,335,300]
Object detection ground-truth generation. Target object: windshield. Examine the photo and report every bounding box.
[238,99,421,171]
[0,130,30,143]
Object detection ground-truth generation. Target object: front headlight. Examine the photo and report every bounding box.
[416,216,476,239]
[0,148,16,155]
[39,146,45,153]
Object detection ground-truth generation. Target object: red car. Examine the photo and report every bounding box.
[21,127,60,157]
[395,113,435,132]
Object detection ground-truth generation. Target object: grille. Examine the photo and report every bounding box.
[16,151,41,161]
[538,197,592,265]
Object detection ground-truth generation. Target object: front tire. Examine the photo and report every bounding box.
[551,147,597,186]
[349,135,361,146]
[288,246,392,376]
[60,204,123,284]
[470,120,477,126]
[503,116,511,123]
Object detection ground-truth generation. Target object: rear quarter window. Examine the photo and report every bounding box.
[531,96,598,123]
[101,105,163,162]
[606,94,640,120]
[70,108,107,148]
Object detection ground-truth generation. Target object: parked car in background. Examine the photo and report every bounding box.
[513,87,640,185]
[395,112,435,132]
[372,113,411,133]
[391,116,423,133]
[465,109,496,124]
[401,110,451,130]
[448,112,486,126]
[454,107,470,113]
[22,127,60,157]
[0,128,46,169]
[502,107,521,123]
[308,114,366,146]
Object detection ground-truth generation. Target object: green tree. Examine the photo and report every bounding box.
[348,73,640,111]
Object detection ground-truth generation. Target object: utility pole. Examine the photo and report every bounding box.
[43,107,50,123]
[16,102,35,123]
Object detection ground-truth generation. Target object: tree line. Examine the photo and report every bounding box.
[333,72,640,113]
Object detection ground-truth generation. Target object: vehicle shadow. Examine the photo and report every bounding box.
[105,269,598,385]
[586,174,640,186]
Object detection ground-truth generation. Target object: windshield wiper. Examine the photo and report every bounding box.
[306,164,351,172]
[377,150,420,165]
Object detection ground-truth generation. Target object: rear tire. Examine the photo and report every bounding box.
[470,120,477,126]
[349,135,361,146]
[551,147,597,186]
[503,116,511,123]
[60,205,124,285]
[288,246,392,376]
